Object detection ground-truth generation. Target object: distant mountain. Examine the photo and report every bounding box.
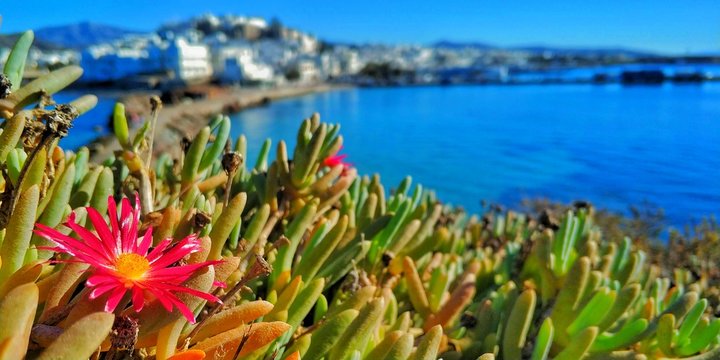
[0,33,64,51]
[33,22,141,49]
[430,41,657,58]
[432,40,495,50]
[509,45,658,57]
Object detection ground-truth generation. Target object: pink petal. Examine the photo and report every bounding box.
[104,288,127,313]
[89,283,118,300]
[167,295,197,323]
[86,206,119,256]
[86,273,118,287]
[128,194,141,253]
[146,238,172,263]
[131,287,145,312]
[107,195,121,241]
[120,197,134,253]
[64,217,116,262]
[137,227,153,256]
[34,224,112,265]
[153,282,221,304]
[147,260,221,281]
[146,288,176,312]
[149,235,201,269]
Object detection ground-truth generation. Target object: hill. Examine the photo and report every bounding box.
[33,21,141,49]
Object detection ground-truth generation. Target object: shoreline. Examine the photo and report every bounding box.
[88,82,351,162]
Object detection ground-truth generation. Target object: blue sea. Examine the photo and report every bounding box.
[59,83,720,227]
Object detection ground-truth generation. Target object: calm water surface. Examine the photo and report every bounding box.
[229,84,720,226]
[55,92,115,148]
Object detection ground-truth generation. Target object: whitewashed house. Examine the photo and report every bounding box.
[210,41,274,83]
[333,47,362,75]
[81,46,156,82]
[288,55,320,83]
[210,40,252,73]
[80,34,166,83]
[164,38,213,82]
[223,57,274,83]
[256,39,296,69]
[299,34,319,54]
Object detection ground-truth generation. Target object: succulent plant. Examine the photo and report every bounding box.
[0,27,719,360]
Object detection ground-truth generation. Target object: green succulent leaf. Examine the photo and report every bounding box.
[3,30,34,91]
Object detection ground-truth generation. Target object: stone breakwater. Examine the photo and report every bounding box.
[88,83,347,162]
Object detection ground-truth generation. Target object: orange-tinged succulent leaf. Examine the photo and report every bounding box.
[197,173,228,193]
[58,290,107,328]
[37,312,114,360]
[36,268,59,302]
[403,256,431,316]
[156,206,181,245]
[272,270,292,294]
[133,266,215,337]
[0,283,38,360]
[191,300,274,343]
[213,256,240,289]
[134,332,159,350]
[237,321,291,356]
[191,321,290,360]
[187,236,212,264]
[285,350,300,360]
[168,349,206,360]
[41,262,89,322]
[0,335,25,360]
[424,274,477,331]
[0,261,43,298]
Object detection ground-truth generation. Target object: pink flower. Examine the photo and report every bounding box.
[323,148,352,172]
[35,194,220,323]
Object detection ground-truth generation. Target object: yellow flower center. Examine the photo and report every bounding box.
[115,253,150,280]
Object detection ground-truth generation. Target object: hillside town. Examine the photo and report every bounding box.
[2,13,719,88]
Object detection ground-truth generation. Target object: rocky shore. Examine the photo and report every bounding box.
[88,83,349,162]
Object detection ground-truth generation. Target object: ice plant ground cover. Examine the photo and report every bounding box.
[0,30,720,360]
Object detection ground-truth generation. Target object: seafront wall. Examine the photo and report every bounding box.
[88,83,347,162]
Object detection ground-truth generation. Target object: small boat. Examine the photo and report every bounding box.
[620,70,665,85]
[672,72,705,83]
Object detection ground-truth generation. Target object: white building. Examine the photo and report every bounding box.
[288,56,320,83]
[210,41,274,83]
[210,40,251,73]
[333,47,362,75]
[81,46,162,82]
[256,39,296,68]
[223,57,274,83]
[165,38,213,82]
[80,34,212,84]
[299,34,319,54]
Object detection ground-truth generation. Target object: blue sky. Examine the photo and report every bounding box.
[1,0,718,54]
